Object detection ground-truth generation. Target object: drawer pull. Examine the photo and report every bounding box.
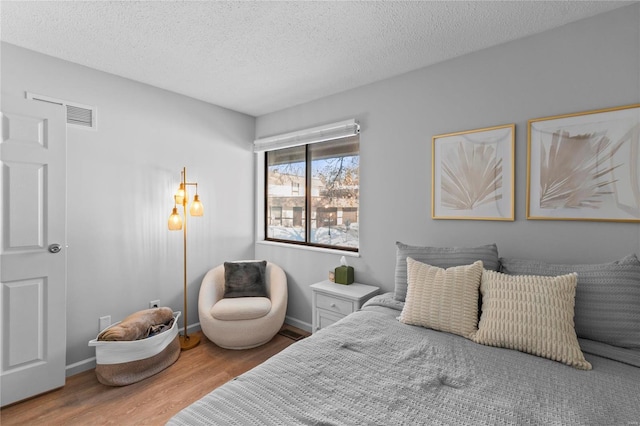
[316,293,351,312]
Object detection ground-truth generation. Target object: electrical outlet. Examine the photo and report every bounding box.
[149,300,160,309]
[99,315,111,331]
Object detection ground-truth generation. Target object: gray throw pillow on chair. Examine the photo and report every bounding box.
[223,261,268,298]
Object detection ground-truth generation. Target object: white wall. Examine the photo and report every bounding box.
[255,4,640,329]
[1,3,638,372]
[1,42,256,372]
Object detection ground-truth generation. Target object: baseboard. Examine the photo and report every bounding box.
[66,357,96,377]
[66,322,203,378]
[184,322,201,334]
[284,315,311,333]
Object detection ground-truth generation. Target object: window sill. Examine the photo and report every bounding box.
[255,240,360,258]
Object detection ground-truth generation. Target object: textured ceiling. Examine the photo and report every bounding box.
[1,1,634,117]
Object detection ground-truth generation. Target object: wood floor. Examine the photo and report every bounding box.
[0,325,309,425]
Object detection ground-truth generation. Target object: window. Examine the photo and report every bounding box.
[265,135,359,251]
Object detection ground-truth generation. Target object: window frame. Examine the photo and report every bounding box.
[262,136,359,253]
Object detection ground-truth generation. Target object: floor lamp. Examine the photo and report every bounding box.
[168,167,203,351]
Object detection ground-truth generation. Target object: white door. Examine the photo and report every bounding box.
[0,95,67,407]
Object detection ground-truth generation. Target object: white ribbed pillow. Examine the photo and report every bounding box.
[473,270,592,370]
[399,258,483,339]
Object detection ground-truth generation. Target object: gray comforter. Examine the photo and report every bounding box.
[168,295,640,425]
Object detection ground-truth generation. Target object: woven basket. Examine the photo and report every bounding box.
[88,311,181,386]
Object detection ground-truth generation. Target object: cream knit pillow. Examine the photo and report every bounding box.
[399,258,483,339]
[473,270,592,370]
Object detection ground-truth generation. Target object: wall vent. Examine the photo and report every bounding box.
[26,92,97,130]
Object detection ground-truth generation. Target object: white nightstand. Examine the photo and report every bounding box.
[310,280,379,333]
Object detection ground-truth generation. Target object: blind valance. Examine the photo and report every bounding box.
[254,119,359,153]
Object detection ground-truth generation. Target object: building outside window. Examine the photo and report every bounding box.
[265,135,359,251]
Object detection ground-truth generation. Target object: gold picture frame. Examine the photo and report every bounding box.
[432,124,515,221]
[527,104,640,222]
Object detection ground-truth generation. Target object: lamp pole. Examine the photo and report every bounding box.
[169,167,202,351]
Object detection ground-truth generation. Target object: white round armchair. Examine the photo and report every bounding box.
[198,261,288,349]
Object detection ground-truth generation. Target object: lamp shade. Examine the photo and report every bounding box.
[190,194,203,216]
[168,207,183,230]
[175,183,186,205]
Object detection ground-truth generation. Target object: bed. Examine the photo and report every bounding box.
[168,243,640,425]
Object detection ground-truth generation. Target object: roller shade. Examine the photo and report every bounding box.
[254,119,359,152]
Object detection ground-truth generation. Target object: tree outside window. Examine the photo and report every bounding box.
[266,136,359,251]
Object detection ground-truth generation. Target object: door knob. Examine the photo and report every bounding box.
[48,244,62,254]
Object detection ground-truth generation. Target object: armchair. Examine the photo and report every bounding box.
[198,261,288,349]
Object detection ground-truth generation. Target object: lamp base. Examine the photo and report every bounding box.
[179,334,201,351]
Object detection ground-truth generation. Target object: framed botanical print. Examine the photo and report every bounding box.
[432,124,515,221]
[527,104,640,222]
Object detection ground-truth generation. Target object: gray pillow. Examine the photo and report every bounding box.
[578,338,640,368]
[394,242,499,302]
[223,261,268,298]
[500,254,640,349]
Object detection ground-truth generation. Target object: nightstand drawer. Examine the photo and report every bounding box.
[317,309,344,330]
[316,293,353,315]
